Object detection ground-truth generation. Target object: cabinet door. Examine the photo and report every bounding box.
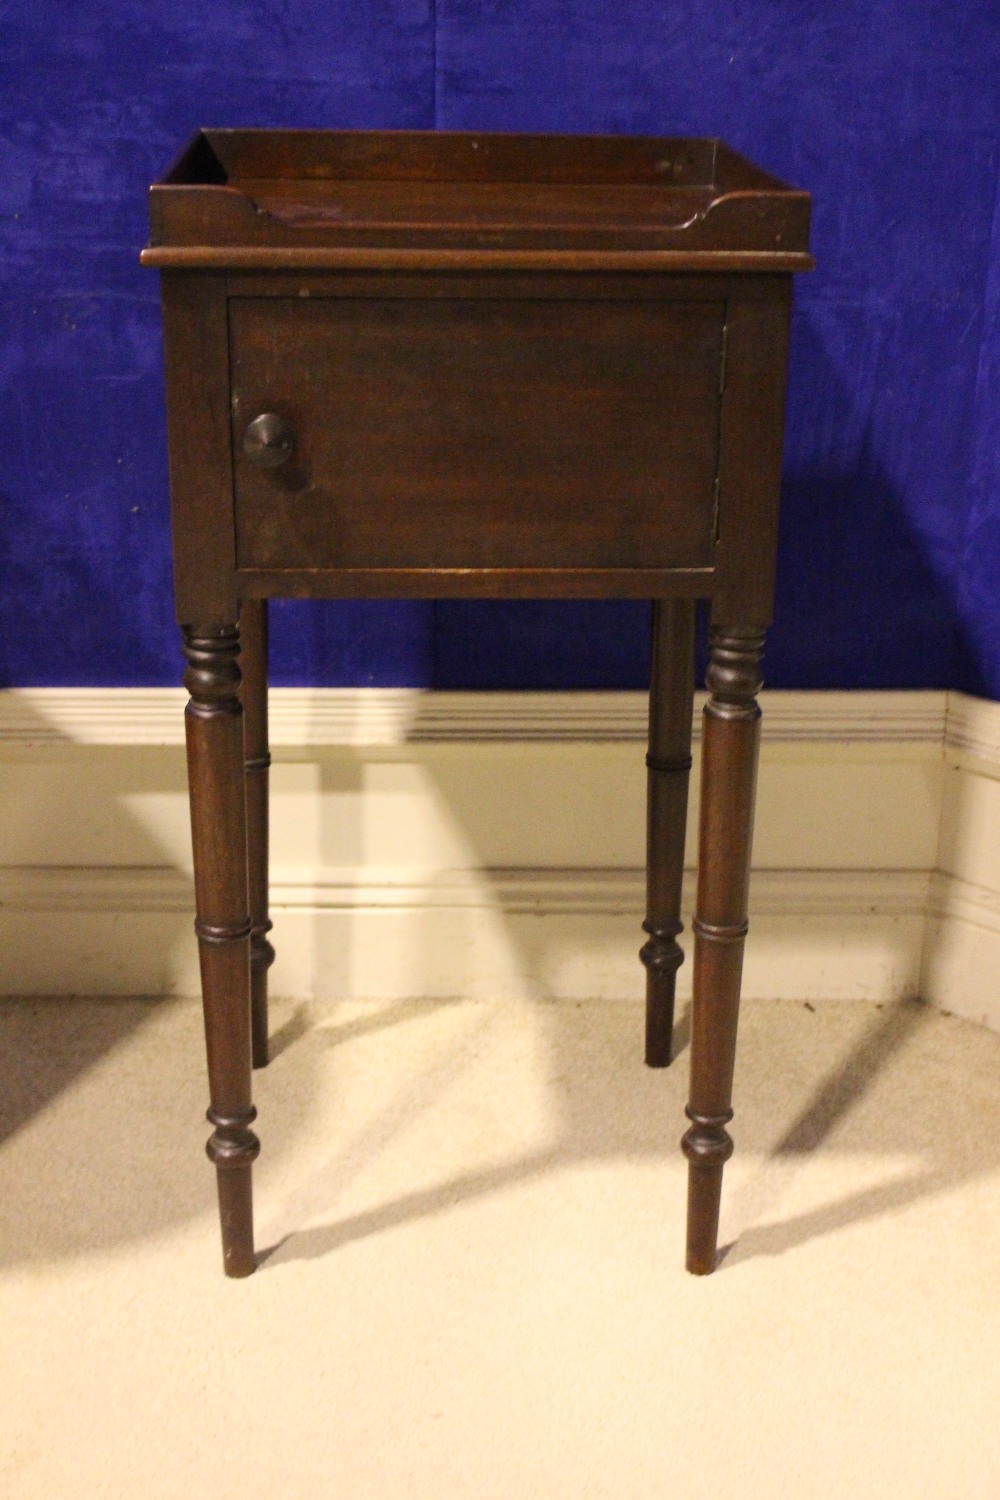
[230,295,725,574]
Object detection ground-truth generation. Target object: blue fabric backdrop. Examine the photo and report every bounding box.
[2,3,1000,693]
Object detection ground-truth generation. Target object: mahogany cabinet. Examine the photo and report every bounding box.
[143,129,812,1277]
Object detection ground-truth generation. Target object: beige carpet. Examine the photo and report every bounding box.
[1,992,998,1498]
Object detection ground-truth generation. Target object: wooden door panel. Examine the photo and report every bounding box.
[230,296,725,573]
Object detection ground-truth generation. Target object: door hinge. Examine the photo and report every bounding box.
[712,470,722,542]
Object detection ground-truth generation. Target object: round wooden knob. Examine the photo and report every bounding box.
[243,412,295,469]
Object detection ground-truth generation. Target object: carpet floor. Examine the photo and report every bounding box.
[0,993,998,1498]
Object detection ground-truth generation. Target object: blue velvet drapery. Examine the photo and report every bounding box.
[3,3,999,693]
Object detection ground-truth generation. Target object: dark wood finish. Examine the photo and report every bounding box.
[642,600,696,1067]
[142,130,813,269]
[223,269,801,302]
[712,291,793,627]
[230,295,725,574]
[182,624,258,1277]
[160,275,239,623]
[240,600,274,1070]
[145,246,810,274]
[147,129,810,1278]
[682,626,765,1273]
[236,566,715,600]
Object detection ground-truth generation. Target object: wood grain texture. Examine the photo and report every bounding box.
[142,247,812,272]
[240,600,274,1071]
[711,284,793,627]
[235,566,714,599]
[230,295,725,574]
[222,270,800,303]
[161,275,238,623]
[683,626,765,1274]
[144,130,813,270]
[149,129,810,1279]
[183,623,257,1277]
[198,129,721,185]
[642,600,696,1067]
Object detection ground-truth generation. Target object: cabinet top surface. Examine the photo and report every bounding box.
[141,129,812,272]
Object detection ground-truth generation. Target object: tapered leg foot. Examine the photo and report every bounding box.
[641,601,696,1068]
[213,1149,259,1279]
[250,960,273,1071]
[644,971,679,1068]
[682,624,765,1274]
[683,1115,734,1274]
[685,1169,724,1275]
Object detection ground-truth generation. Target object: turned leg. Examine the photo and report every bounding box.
[241,599,274,1070]
[183,623,259,1278]
[641,600,696,1067]
[683,625,765,1274]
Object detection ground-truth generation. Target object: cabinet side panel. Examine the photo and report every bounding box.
[711,281,793,627]
[160,273,238,622]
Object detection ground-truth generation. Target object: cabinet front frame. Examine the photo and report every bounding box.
[161,270,791,621]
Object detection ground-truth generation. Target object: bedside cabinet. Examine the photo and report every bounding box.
[142,128,812,1277]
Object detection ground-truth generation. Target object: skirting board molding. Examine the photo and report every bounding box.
[0,687,998,1030]
[0,685,949,746]
[0,864,931,1008]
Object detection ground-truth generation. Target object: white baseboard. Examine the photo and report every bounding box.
[0,862,930,1004]
[0,685,948,745]
[1,687,998,1030]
